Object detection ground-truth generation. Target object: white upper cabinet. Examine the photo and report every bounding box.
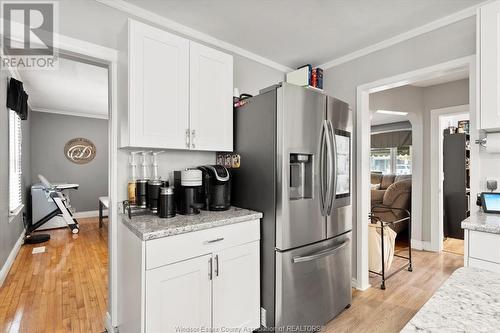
[128,20,189,149]
[190,42,234,151]
[123,20,233,150]
[479,1,500,131]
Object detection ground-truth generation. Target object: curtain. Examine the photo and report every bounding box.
[371,130,412,148]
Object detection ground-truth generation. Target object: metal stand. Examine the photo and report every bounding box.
[369,206,412,290]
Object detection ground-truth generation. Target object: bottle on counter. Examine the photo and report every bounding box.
[127,151,141,206]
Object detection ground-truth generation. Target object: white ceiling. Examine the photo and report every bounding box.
[122,0,483,69]
[20,57,108,119]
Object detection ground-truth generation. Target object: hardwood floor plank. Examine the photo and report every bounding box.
[325,250,463,332]
[0,218,108,333]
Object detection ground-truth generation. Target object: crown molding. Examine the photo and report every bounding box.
[95,0,293,73]
[317,1,491,70]
[31,107,109,120]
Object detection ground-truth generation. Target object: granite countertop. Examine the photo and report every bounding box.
[461,210,500,234]
[120,206,262,241]
[402,267,500,332]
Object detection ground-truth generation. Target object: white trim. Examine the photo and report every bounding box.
[74,210,105,218]
[0,230,25,287]
[318,2,489,70]
[104,312,117,333]
[8,203,24,220]
[410,239,433,251]
[430,104,470,253]
[356,55,475,290]
[31,107,109,120]
[95,0,292,73]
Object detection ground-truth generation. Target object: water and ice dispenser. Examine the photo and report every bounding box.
[289,153,313,200]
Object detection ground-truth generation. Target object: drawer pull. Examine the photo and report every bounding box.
[204,237,224,244]
[215,254,219,277]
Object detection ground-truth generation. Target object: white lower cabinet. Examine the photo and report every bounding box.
[118,219,260,333]
[465,229,500,273]
[145,254,212,332]
[213,242,260,330]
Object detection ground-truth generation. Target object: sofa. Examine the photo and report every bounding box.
[371,173,412,234]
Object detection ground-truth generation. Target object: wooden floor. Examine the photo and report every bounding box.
[443,237,464,256]
[325,249,463,333]
[0,218,108,333]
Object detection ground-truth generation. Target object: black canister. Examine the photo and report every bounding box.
[148,179,164,213]
[159,187,176,218]
[136,179,148,208]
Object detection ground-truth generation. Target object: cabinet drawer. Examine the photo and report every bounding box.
[145,219,260,270]
[469,258,500,273]
[469,230,500,263]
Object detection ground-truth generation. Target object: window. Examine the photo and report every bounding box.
[370,146,412,175]
[9,110,22,214]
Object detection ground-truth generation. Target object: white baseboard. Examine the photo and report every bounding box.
[411,239,433,251]
[74,210,106,218]
[104,312,117,332]
[0,229,25,287]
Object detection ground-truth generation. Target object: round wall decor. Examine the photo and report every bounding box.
[64,138,96,164]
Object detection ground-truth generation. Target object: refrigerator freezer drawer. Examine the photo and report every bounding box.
[275,232,352,328]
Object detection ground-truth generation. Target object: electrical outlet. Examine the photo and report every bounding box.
[32,246,46,254]
[260,307,267,327]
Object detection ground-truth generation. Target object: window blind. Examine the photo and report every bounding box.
[9,110,22,213]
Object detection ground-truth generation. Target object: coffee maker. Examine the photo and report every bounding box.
[173,169,203,215]
[198,165,231,211]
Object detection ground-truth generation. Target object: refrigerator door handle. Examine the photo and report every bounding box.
[319,120,332,216]
[327,121,337,215]
[318,121,326,216]
[292,241,348,263]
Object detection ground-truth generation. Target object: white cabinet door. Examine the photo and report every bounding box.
[213,241,260,331]
[189,41,233,151]
[480,1,500,131]
[129,20,189,149]
[145,254,212,332]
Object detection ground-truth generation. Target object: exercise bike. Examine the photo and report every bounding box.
[25,175,80,244]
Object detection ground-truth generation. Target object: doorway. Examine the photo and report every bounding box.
[0,33,118,331]
[431,105,470,256]
[356,56,477,290]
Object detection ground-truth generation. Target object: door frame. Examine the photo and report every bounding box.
[6,26,120,329]
[356,55,476,290]
[430,105,470,253]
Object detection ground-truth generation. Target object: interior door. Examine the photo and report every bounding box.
[276,83,326,250]
[213,242,260,331]
[128,20,189,149]
[326,97,352,238]
[145,254,212,332]
[189,41,233,151]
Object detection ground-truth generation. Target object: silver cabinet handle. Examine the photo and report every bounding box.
[185,129,190,148]
[203,237,224,244]
[208,257,213,280]
[215,254,219,277]
[292,241,348,264]
[191,129,196,149]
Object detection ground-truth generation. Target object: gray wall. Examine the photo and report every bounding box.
[30,112,108,212]
[323,17,476,279]
[0,69,31,270]
[370,79,470,243]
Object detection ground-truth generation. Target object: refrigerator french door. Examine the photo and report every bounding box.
[232,82,352,329]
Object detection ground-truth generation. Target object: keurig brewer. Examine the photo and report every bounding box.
[198,165,231,211]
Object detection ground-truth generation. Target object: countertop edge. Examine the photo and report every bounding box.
[120,210,263,241]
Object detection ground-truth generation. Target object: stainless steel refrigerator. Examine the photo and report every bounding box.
[232,83,352,329]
